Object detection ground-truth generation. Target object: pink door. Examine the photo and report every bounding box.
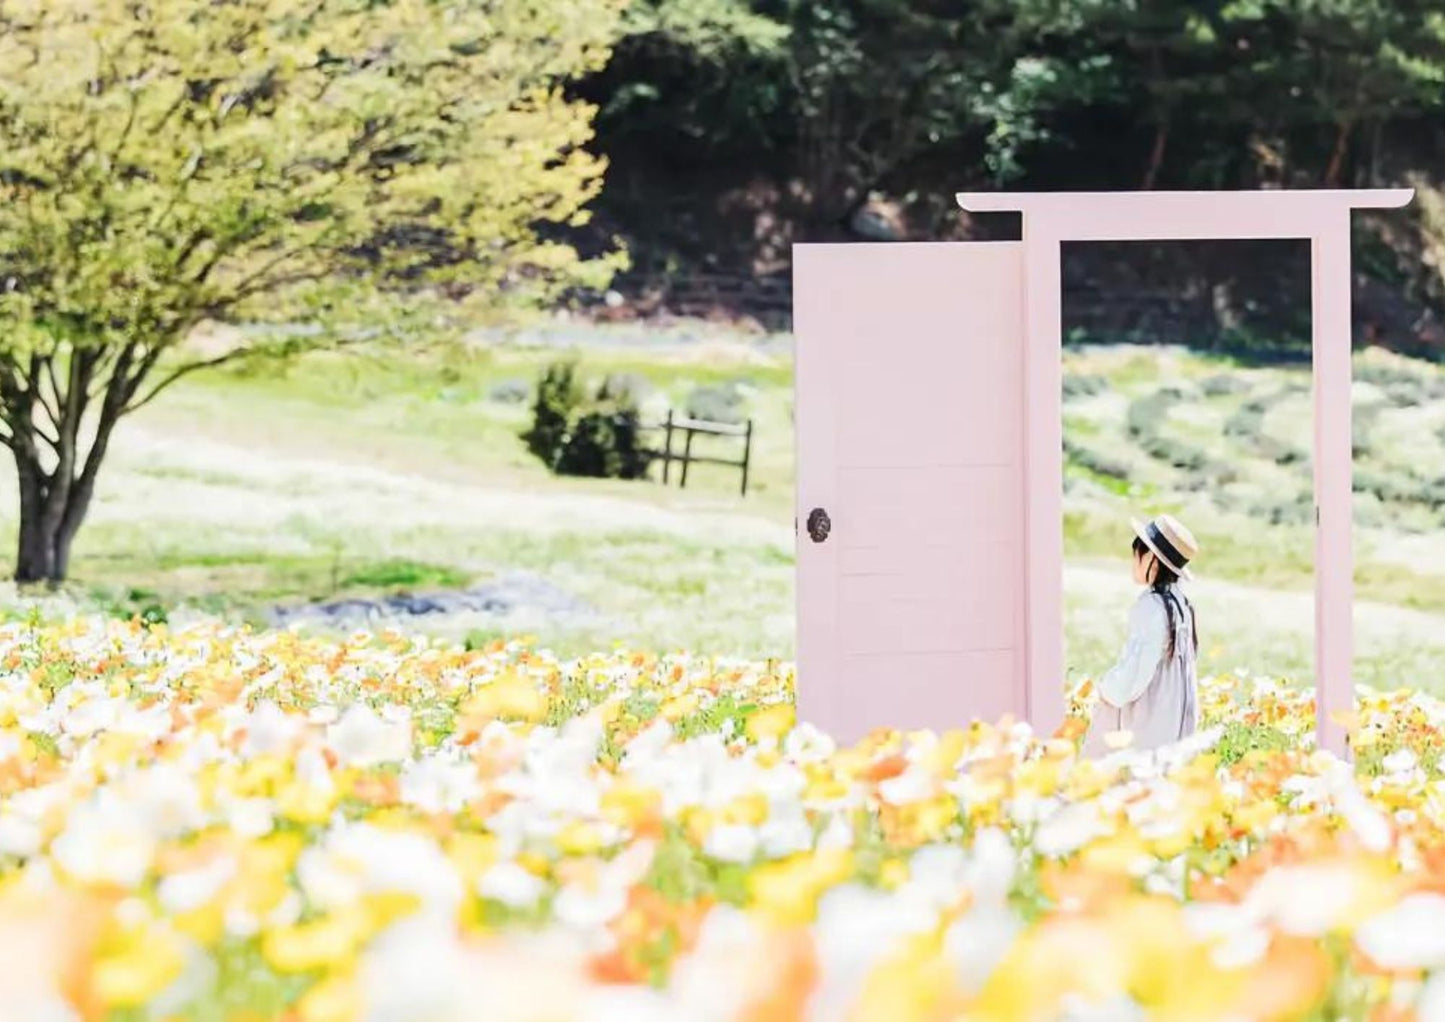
[794,242,1027,744]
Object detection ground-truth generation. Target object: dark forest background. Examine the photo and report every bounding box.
[568,0,1445,355]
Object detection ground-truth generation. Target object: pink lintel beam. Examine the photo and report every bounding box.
[955,189,1413,240]
[954,188,1415,758]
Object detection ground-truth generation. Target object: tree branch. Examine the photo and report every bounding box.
[122,347,252,415]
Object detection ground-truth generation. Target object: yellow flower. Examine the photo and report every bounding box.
[600,781,661,828]
[276,779,338,826]
[262,909,370,974]
[172,902,226,946]
[878,858,910,891]
[1149,827,1195,861]
[749,849,855,926]
[1232,799,1279,834]
[297,971,361,1022]
[92,919,187,1009]
[462,674,547,724]
[445,832,499,882]
[556,822,606,856]
[1079,831,1152,876]
[660,693,699,722]
[903,796,959,843]
[746,703,795,742]
[850,932,962,1022]
[1013,758,1061,798]
[924,729,969,773]
[721,793,770,827]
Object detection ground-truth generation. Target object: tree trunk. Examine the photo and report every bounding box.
[1142,120,1170,190]
[11,455,80,585]
[1324,119,1352,186]
[8,351,126,585]
[12,460,99,584]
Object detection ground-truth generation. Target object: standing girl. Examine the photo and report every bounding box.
[1085,514,1201,754]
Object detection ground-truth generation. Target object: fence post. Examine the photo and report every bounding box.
[740,419,753,497]
[661,409,674,485]
[680,426,695,489]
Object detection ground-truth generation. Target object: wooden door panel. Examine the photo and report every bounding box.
[795,242,1027,742]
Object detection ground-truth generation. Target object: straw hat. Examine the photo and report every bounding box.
[1130,513,1198,580]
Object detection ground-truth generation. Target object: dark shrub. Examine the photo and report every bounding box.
[554,378,653,479]
[1201,374,1249,397]
[522,361,581,467]
[1062,373,1108,399]
[523,361,652,480]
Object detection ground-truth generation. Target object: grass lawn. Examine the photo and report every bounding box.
[0,326,1439,689]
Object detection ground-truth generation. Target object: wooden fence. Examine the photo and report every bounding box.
[644,410,754,497]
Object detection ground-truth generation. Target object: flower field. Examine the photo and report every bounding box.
[2,621,1445,1020]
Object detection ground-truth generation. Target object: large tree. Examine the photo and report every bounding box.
[0,0,625,583]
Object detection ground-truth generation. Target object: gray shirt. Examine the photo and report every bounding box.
[1084,587,1198,754]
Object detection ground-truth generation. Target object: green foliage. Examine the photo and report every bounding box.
[524,362,654,480]
[1062,373,1109,399]
[1212,721,1294,766]
[590,0,1445,266]
[557,394,652,479]
[685,381,748,424]
[0,0,629,582]
[1063,436,1132,487]
[523,361,584,466]
[338,560,470,592]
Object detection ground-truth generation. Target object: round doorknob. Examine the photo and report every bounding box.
[806,507,831,543]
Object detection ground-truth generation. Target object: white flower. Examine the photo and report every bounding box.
[1035,802,1108,858]
[1420,973,1445,1022]
[400,756,479,814]
[667,908,764,1020]
[129,765,206,837]
[783,723,835,763]
[158,856,236,914]
[358,916,468,1022]
[225,798,275,839]
[346,827,464,916]
[553,882,627,931]
[758,810,813,858]
[1184,902,1270,969]
[477,862,546,909]
[0,809,42,858]
[816,814,854,851]
[240,700,302,757]
[703,824,758,864]
[1383,749,1418,774]
[967,828,1017,906]
[944,904,1022,997]
[1326,768,1393,853]
[50,796,156,888]
[1356,895,1445,970]
[621,721,674,768]
[878,765,935,806]
[59,694,123,737]
[809,884,938,1022]
[552,841,654,933]
[296,846,363,911]
[1244,863,1363,937]
[327,704,412,767]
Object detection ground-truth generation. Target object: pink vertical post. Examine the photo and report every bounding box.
[1024,227,1065,738]
[1313,213,1355,758]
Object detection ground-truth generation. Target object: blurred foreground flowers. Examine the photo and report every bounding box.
[2,620,1444,1020]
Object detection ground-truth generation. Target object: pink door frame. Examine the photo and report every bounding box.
[954,189,1415,756]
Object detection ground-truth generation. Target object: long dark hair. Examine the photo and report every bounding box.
[1133,536,1199,660]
